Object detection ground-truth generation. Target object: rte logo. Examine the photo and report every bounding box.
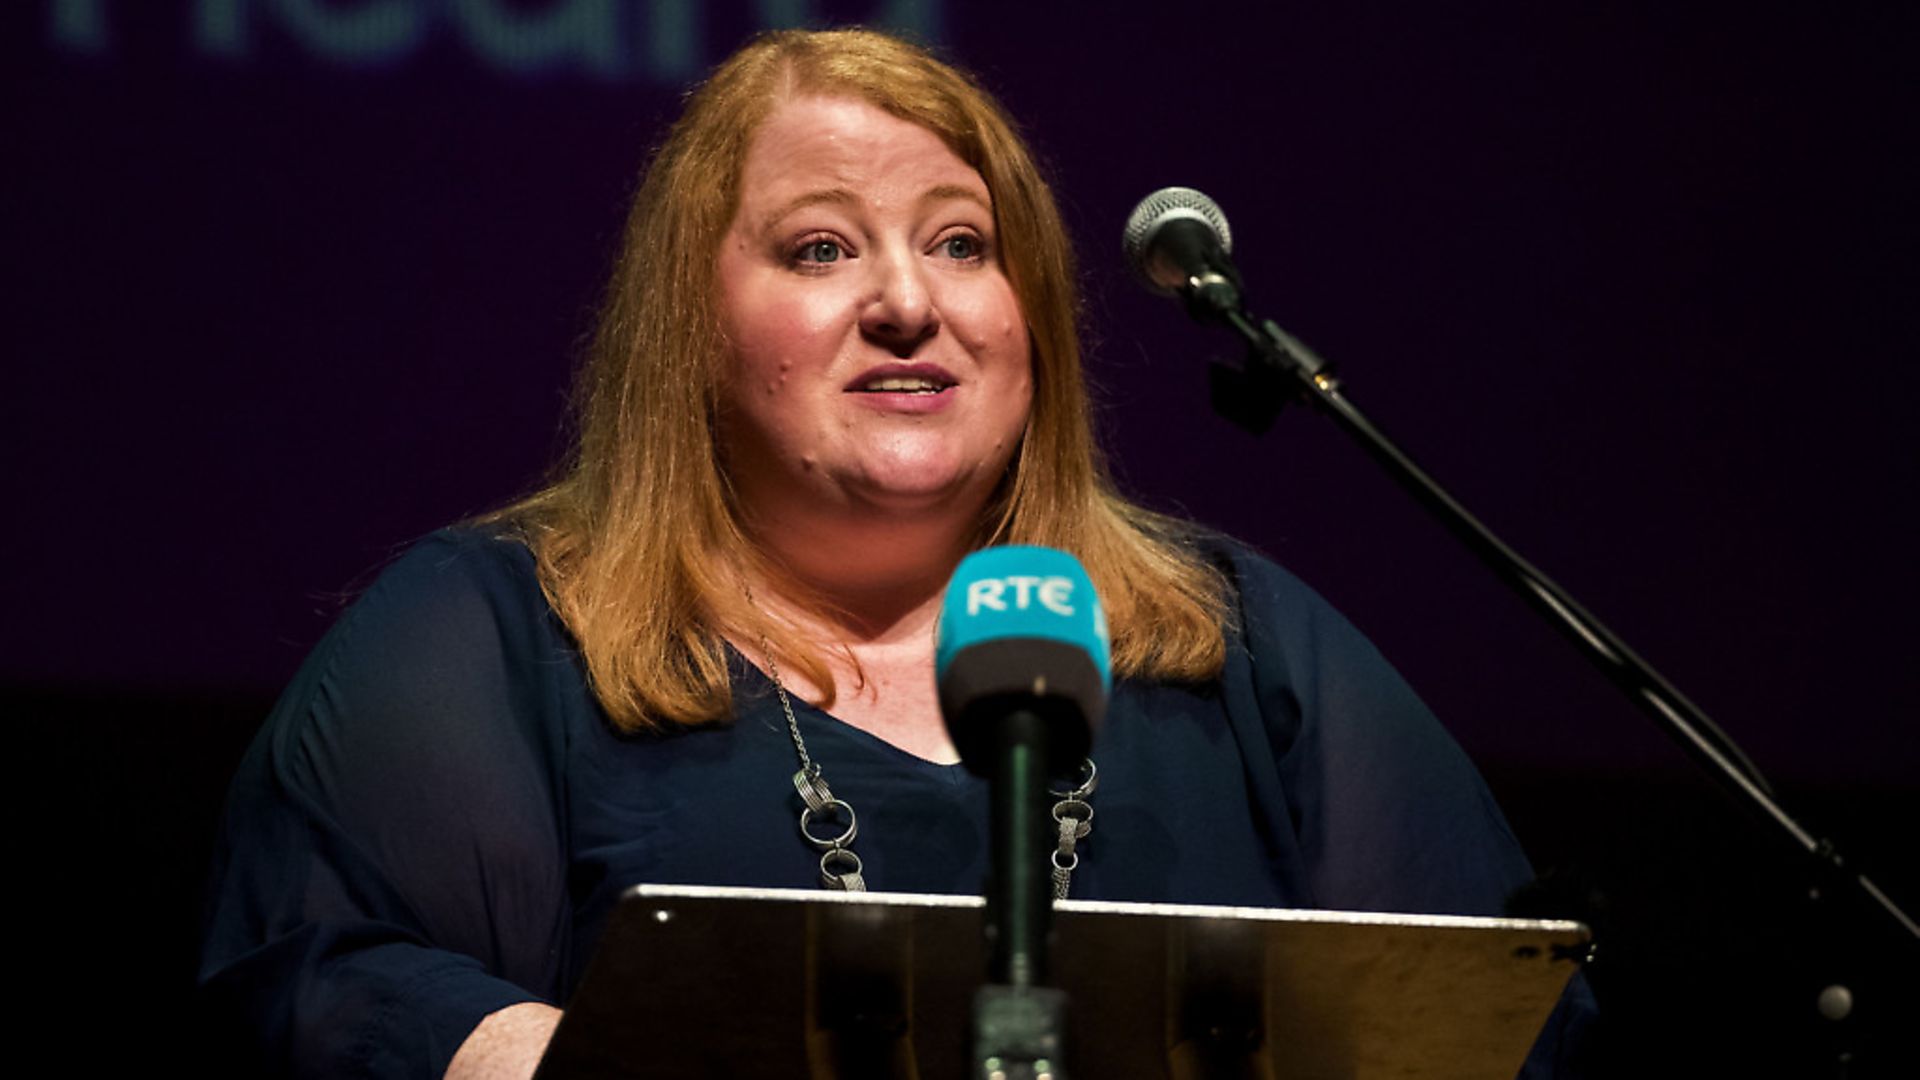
[966,576,1075,617]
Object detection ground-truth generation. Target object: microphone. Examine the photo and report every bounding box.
[1122,186,1242,314]
[936,546,1110,774]
[936,545,1108,1003]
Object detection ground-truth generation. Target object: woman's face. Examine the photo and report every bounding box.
[714,95,1033,528]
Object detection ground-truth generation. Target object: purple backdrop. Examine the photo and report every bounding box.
[9,1,1916,791]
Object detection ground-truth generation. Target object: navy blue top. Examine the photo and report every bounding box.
[199,529,1591,1076]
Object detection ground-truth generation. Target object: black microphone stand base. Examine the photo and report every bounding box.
[970,984,1069,1080]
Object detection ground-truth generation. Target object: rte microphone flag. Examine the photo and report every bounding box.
[935,546,1110,777]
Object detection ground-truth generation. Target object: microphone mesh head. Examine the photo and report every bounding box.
[1122,186,1233,292]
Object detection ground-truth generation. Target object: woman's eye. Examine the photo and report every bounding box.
[941,234,982,260]
[795,239,843,264]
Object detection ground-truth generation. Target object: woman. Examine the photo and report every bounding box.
[201,28,1584,1079]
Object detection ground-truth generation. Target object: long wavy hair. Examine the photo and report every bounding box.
[497,28,1230,732]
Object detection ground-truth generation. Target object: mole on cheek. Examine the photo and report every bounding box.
[763,364,792,396]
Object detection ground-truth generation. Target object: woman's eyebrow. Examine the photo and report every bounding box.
[756,183,990,234]
[758,187,857,232]
[919,183,990,210]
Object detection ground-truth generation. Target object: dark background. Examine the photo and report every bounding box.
[9,1,1916,1074]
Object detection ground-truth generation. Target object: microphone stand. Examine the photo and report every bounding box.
[1180,280,1919,1067]
[970,707,1070,1080]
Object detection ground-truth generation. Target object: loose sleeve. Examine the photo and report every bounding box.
[1225,548,1533,914]
[1226,547,1599,1076]
[199,533,573,1079]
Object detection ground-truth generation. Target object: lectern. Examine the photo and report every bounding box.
[532,884,1585,1079]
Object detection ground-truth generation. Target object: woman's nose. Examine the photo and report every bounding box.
[859,248,940,355]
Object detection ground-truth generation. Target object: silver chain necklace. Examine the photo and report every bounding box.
[761,641,1098,896]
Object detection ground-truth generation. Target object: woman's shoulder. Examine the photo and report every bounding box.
[366,525,541,599]
[253,526,575,797]
[1166,525,1334,624]
[288,527,562,711]
[328,526,547,637]
[1157,526,1389,679]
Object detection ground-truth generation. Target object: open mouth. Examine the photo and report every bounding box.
[854,376,954,395]
[847,366,958,395]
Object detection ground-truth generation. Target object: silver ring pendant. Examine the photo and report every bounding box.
[1053,798,1094,836]
[1050,759,1098,801]
[819,847,866,890]
[799,800,858,851]
[760,624,1098,896]
[792,767,835,814]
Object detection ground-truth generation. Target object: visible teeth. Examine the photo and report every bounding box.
[863,377,946,393]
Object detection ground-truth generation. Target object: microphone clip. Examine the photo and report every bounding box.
[1180,268,1243,323]
[1208,354,1290,436]
[1207,319,1335,436]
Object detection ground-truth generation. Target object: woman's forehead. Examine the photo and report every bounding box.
[733,96,990,225]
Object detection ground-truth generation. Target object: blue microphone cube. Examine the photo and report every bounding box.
[935,546,1111,772]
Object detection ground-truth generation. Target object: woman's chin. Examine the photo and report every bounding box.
[842,464,995,517]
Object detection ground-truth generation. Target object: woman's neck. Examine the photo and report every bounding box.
[738,508,976,644]
[729,504,967,762]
